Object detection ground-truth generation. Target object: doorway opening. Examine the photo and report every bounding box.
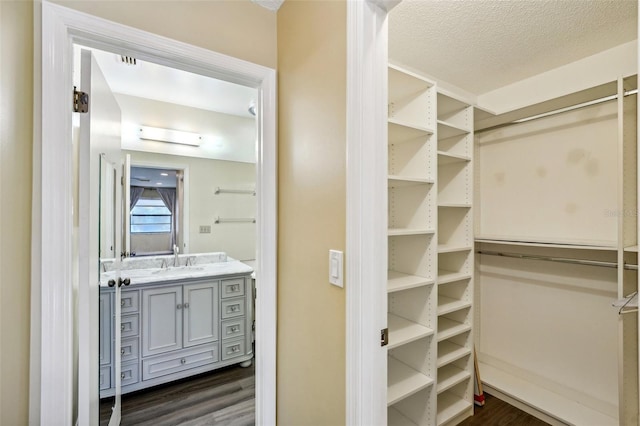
[74,44,260,425]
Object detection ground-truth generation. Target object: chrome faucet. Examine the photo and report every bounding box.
[173,244,180,267]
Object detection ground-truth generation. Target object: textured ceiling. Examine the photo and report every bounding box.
[389,0,638,95]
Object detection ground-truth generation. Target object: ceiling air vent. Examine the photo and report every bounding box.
[120,55,137,66]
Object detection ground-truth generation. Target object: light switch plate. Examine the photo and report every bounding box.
[329,250,344,288]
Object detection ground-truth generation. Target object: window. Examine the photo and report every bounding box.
[130,198,171,234]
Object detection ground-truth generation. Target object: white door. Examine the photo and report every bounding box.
[124,154,131,256]
[78,48,123,425]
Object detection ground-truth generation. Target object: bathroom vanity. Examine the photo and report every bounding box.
[99,253,253,397]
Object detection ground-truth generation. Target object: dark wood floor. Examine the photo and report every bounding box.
[100,368,546,426]
[100,363,255,426]
[460,394,549,426]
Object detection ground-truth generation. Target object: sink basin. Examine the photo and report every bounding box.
[152,266,205,275]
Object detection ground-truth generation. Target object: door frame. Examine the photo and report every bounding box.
[31,2,277,424]
[345,0,396,424]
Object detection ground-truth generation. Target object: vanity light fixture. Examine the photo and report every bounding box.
[138,126,202,147]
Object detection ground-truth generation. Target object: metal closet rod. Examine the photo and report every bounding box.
[476,88,638,133]
[477,250,639,271]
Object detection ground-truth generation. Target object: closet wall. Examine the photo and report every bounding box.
[475,80,638,425]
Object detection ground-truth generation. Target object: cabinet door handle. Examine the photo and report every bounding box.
[120,348,125,355]
[177,304,183,310]
[121,373,125,379]
[121,299,125,307]
[180,358,186,364]
[184,302,190,309]
[121,325,125,331]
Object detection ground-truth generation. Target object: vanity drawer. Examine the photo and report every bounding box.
[221,278,245,299]
[119,337,139,362]
[120,291,139,314]
[99,366,111,390]
[221,339,246,361]
[221,298,245,319]
[221,319,245,340]
[142,344,219,380]
[120,314,139,338]
[120,362,139,387]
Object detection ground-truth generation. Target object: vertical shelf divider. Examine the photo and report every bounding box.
[435,90,475,426]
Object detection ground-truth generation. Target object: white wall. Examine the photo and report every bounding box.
[125,150,256,260]
[116,94,257,164]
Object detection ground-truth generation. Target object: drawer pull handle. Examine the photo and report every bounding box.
[230,326,239,333]
[181,358,186,364]
[229,305,239,312]
[121,300,125,307]
[121,373,125,379]
[120,349,125,355]
[121,325,125,331]
[231,284,240,292]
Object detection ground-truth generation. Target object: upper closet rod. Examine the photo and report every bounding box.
[476,89,638,134]
[477,249,638,271]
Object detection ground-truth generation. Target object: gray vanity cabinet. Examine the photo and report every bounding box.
[142,285,184,356]
[141,281,219,356]
[99,273,252,398]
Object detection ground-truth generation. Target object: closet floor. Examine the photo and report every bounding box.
[460,394,549,426]
[99,363,255,426]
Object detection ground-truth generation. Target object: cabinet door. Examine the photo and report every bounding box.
[142,285,183,357]
[99,292,111,366]
[183,281,219,348]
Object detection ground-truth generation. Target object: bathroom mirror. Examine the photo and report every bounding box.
[124,153,256,262]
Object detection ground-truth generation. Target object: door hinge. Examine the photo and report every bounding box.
[73,86,89,113]
[381,328,389,347]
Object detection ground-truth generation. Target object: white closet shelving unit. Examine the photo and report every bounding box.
[435,92,474,426]
[386,64,475,426]
[387,64,438,426]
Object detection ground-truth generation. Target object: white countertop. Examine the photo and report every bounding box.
[100,260,253,287]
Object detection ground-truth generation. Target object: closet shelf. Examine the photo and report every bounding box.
[388,271,435,293]
[437,364,471,394]
[437,120,471,139]
[437,92,470,118]
[437,296,472,316]
[388,313,434,350]
[388,175,434,187]
[436,390,473,426]
[438,203,471,208]
[388,406,417,426]
[389,228,436,237]
[388,118,434,141]
[389,64,434,95]
[438,317,471,342]
[437,245,472,254]
[437,270,472,285]
[388,357,435,406]
[437,151,471,165]
[437,341,471,368]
